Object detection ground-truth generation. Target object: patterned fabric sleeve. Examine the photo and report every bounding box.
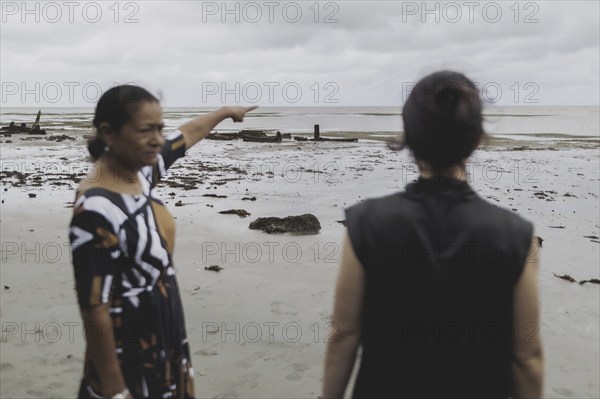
[70,201,121,309]
[150,129,187,185]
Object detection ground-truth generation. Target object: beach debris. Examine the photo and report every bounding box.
[553,273,577,283]
[238,129,272,139]
[240,130,290,141]
[533,191,555,201]
[243,131,283,143]
[46,134,76,142]
[206,132,239,140]
[0,110,46,134]
[28,193,36,198]
[337,220,347,226]
[507,146,532,151]
[163,178,198,190]
[294,124,358,142]
[249,214,321,234]
[219,209,251,218]
[579,279,600,285]
[207,130,291,142]
[4,285,9,290]
[0,170,30,187]
[202,194,227,198]
[548,226,565,229]
[552,273,600,285]
[583,235,599,239]
[204,265,223,272]
[174,200,184,207]
[242,196,256,201]
[536,236,544,247]
[191,286,201,295]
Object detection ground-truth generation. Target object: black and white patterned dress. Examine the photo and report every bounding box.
[70,130,195,399]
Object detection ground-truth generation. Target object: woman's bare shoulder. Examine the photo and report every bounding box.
[74,162,116,200]
[75,173,105,200]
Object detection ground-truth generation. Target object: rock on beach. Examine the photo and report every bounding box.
[249,214,321,234]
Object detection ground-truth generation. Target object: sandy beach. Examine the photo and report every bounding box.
[1,130,599,398]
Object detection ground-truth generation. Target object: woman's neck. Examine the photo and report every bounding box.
[99,152,140,184]
[418,161,468,181]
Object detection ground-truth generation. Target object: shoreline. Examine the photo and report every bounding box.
[1,134,599,398]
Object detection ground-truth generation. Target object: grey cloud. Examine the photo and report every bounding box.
[1,0,598,106]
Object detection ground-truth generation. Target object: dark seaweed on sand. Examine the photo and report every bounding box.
[553,273,577,283]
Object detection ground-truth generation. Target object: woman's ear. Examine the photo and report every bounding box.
[98,123,114,147]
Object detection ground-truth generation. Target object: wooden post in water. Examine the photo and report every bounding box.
[314,124,320,140]
[32,110,41,129]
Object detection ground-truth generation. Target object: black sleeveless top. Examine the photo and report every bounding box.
[345,176,533,399]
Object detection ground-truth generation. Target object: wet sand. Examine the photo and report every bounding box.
[1,132,599,398]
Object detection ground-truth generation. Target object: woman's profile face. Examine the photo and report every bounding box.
[109,101,165,168]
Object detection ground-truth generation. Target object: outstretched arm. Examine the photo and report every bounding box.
[178,106,257,150]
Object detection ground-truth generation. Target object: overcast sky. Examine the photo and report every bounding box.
[1,0,599,106]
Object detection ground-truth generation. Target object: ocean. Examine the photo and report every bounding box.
[1,106,598,140]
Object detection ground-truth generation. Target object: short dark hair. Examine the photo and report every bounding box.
[400,70,484,167]
[88,85,159,159]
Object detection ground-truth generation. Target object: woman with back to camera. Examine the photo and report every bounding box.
[321,71,543,398]
[69,85,255,399]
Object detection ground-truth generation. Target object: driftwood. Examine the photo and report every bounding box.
[206,133,238,140]
[207,130,291,142]
[207,125,356,143]
[243,132,282,143]
[293,125,357,142]
[314,137,358,142]
[239,129,267,139]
